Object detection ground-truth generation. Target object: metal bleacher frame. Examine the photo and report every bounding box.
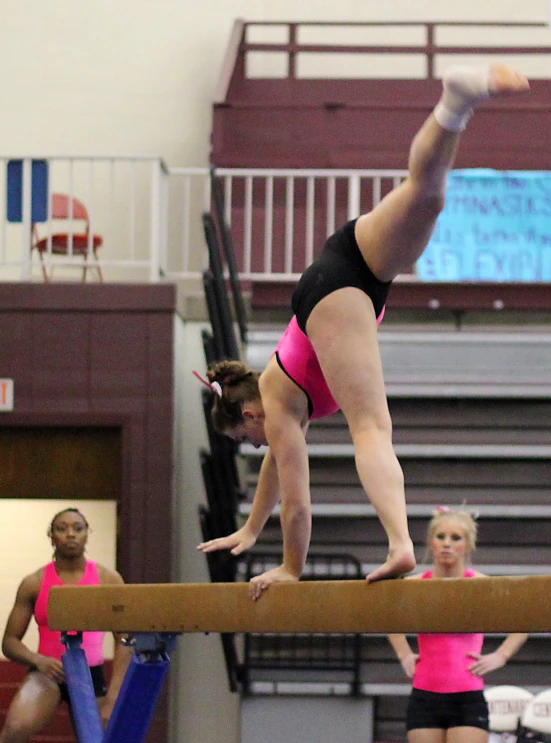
[198,200,244,691]
[210,168,248,346]
[202,211,239,361]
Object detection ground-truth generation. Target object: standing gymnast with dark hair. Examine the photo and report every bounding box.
[197,65,530,600]
[0,508,132,743]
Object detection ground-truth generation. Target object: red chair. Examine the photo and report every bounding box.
[32,193,103,281]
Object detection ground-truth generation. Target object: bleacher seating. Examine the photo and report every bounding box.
[232,326,551,738]
[199,267,551,739]
[199,331,551,736]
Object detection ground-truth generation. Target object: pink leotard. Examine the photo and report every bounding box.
[34,560,104,666]
[274,308,385,419]
[412,568,484,693]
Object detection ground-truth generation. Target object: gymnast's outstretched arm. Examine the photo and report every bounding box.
[198,448,280,557]
[261,402,311,577]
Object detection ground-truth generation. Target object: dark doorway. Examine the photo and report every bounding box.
[0,427,121,500]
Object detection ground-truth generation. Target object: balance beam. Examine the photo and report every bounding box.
[48,575,551,634]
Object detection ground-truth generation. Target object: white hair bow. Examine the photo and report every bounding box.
[192,370,222,398]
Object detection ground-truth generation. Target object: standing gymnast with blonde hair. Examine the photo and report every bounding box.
[197,65,530,600]
[388,507,528,743]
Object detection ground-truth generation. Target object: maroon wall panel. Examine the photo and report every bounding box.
[0,282,176,743]
[213,93,548,170]
[211,20,551,170]
[250,278,551,317]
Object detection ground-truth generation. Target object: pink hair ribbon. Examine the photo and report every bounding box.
[192,370,222,398]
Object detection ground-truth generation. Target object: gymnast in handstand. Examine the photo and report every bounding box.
[197,65,530,600]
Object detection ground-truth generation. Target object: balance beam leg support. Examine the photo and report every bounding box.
[103,651,170,743]
[61,635,103,743]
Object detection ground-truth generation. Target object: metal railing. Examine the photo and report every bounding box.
[215,19,551,96]
[0,159,407,284]
[7,160,551,292]
[242,552,363,696]
[0,155,168,283]
[166,166,408,281]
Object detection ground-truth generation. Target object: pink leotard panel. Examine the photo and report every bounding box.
[34,561,104,666]
[412,568,484,693]
[275,308,385,420]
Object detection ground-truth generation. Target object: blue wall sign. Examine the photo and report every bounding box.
[416,169,551,282]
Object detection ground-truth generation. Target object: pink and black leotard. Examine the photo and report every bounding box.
[275,219,390,419]
[275,312,385,419]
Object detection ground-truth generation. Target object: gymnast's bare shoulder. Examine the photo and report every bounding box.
[96,564,125,586]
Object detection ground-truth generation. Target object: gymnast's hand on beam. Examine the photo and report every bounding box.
[197,526,257,556]
[248,565,299,601]
[466,651,506,676]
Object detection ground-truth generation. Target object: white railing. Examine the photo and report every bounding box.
[0,155,169,283]
[166,166,408,281]
[0,159,407,283]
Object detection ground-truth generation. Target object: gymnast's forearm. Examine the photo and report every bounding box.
[259,410,311,577]
[387,633,412,661]
[245,449,281,536]
[273,442,311,578]
[497,632,529,662]
[2,636,42,668]
[280,499,311,578]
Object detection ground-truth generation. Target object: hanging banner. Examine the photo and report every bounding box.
[416,169,551,282]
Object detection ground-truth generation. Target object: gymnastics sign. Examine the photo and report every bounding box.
[416,169,551,282]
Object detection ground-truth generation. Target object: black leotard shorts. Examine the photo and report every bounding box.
[407,689,490,732]
[58,664,107,705]
[291,219,392,333]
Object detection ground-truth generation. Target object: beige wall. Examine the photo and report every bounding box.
[0,499,117,658]
[0,0,546,166]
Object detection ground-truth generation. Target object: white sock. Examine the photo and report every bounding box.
[434,65,491,132]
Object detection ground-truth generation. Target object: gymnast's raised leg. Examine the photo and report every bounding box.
[306,65,529,582]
